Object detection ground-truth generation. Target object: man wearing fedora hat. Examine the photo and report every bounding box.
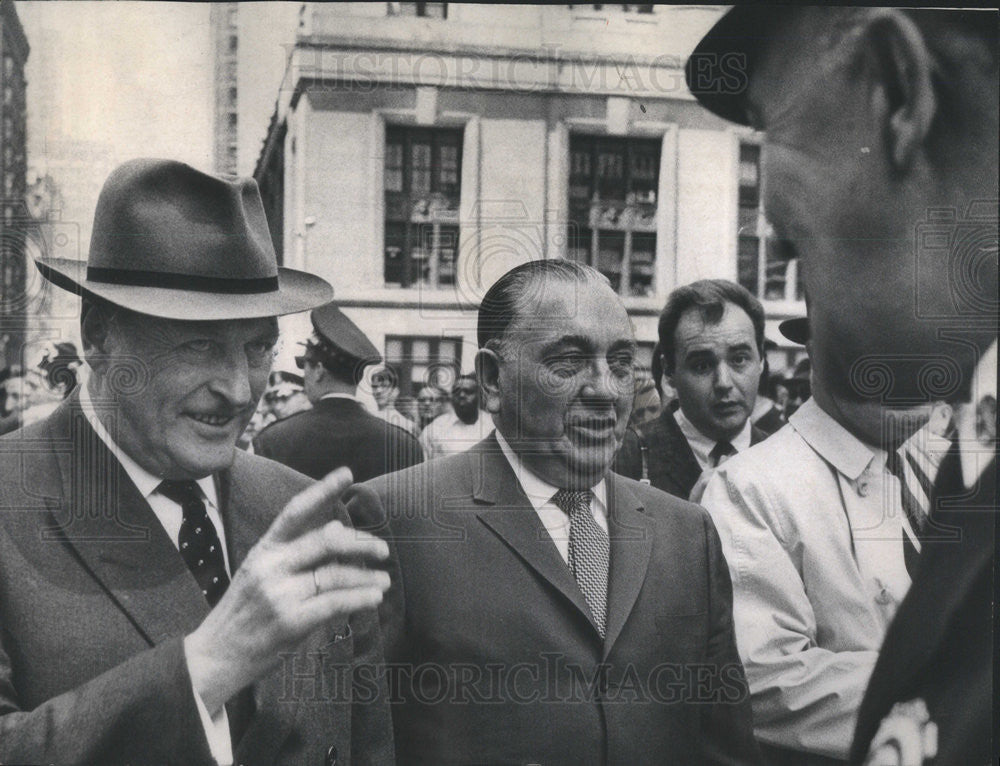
[689,7,996,764]
[0,159,394,765]
[254,301,424,483]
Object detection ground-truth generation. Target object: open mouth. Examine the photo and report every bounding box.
[187,412,237,428]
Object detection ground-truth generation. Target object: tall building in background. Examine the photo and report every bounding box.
[0,0,29,372]
[256,4,807,403]
[211,2,239,175]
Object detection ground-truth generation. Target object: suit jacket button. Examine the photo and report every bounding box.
[325,745,338,766]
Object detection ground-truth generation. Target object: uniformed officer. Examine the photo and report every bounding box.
[254,301,424,482]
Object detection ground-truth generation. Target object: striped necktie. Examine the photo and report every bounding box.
[553,489,608,638]
[885,447,932,578]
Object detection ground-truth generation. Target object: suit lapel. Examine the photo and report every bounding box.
[471,438,598,632]
[46,396,209,645]
[657,411,702,493]
[220,451,303,761]
[603,474,653,656]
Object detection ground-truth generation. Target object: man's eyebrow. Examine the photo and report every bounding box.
[539,335,594,354]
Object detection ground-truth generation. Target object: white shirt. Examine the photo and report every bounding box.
[80,378,234,766]
[419,410,494,459]
[494,430,608,563]
[674,408,752,470]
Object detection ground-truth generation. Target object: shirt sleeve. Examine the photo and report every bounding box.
[188,659,234,766]
[699,467,878,760]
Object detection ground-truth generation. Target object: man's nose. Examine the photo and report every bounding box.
[713,362,735,391]
[208,348,254,405]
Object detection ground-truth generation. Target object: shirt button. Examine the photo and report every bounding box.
[857,480,870,497]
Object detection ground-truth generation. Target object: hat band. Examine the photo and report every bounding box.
[86,266,279,294]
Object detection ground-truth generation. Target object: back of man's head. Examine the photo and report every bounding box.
[658,280,765,375]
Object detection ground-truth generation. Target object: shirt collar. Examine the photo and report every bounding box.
[674,407,752,460]
[79,372,219,506]
[319,392,361,403]
[789,397,879,481]
[494,430,607,512]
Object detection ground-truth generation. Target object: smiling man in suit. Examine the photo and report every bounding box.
[365,259,760,765]
[0,159,393,766]
[615,279,768,498]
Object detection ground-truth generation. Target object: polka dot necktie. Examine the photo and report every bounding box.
[157,480,230,607]
[553,489,608,638]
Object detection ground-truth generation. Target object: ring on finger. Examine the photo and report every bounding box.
[312,568,321,597]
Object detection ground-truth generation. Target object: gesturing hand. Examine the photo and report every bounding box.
[184,467,390,713]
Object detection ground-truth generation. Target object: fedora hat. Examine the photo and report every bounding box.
[33,158,332,320]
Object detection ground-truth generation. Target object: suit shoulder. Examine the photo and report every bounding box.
[364,448,469,496]
[612,472,709,526]
[231,448,314,495]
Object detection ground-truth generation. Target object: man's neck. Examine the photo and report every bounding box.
[455,409,479,426]
[812,384,930,450]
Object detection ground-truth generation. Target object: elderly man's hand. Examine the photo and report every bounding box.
[864,699,938,766]
[184,467,390,714]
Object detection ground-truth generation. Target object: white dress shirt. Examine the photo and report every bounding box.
[494,430,608,563]
[674,408,752,470]
[80,379,234,766]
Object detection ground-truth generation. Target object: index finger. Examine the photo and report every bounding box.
[266,466,355,544]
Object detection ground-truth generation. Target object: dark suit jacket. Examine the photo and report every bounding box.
[363,435,760,766]
[850,447,997,765]
[0,395,393,766]
[254,397,423,482]
[615,408,768,499]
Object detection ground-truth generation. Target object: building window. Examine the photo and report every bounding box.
[228,35,238,53]
[737,142,802,302]
[569,4,654,12]
[384,126,462,288]
[384,335,462,402]
[228,87,238,105]
[387,2,448,18]
[566,134,660,298]
[228,112,238,130]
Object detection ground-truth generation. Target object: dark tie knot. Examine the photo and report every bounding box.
[709,440,736,466]
[157,479,204,508]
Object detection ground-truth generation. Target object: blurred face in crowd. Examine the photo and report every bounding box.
[266,385,310,421]
[370,369,397,411]
[746,9,998,440]
[416,385,447,425]
[451,377,479,423]
[629,381,661,427]
[2,376,28,415]
[481,277,636,489]
[668,302,762,442]
[86,306,278,479]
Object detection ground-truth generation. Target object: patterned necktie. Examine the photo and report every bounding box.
[157,480,230,607]
[885,447,931,578]
[709,440,737,468]
[553,489,609,638]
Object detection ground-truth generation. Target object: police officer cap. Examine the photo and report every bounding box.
[307,301,382,368]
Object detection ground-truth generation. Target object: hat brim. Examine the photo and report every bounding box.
[34,256,333,321]
[685,6,785,126]
[778,317,809,345]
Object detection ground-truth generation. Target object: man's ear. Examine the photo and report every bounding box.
[80,303,115,376]
[475,347,503,415]
[862,10,937,172]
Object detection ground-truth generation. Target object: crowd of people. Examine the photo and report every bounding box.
[0,6,995,766]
